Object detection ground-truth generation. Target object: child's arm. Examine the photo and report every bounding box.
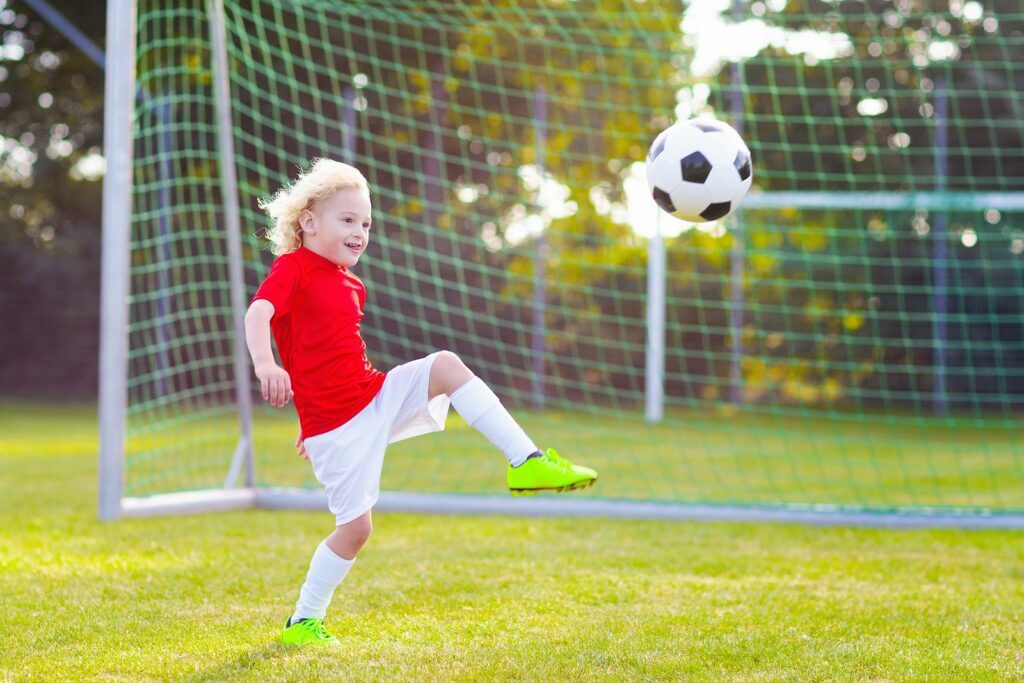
[244,299,293,407]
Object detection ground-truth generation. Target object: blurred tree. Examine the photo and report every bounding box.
[8,0,1021,413]
[1,0,106,399]
[701,0,1024,411]
[223,0,696,399]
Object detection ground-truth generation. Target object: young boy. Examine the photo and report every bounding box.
[244,158,597,646]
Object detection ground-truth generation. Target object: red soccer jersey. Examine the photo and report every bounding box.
[251,246,386,439]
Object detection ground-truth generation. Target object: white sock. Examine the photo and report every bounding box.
[291,540,355,623]
[448,377,538,467]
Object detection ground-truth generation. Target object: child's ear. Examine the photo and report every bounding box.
[299,209,317,235]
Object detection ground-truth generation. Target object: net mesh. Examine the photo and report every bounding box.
[122,0,1024,514]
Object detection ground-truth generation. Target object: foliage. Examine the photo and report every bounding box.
[0,0,106,398]
[701,0,1024,408]
[5,0,1024,412]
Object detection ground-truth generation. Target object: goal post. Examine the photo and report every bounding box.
[208,0,256,493]
[98,0,136,521]
[100,0,258,519]
[100,0,1024,526]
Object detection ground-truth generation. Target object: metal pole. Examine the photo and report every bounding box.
[728,0,746,406]
[645,212,666,422]
[155,94,173,399]
[532,86,547,408]
[932,74,949,416]
[424,74,446,233]
[728,226,746,405]
[98,0,137,521]
[209,0,255,486]
[22,0,106,68]
[342,85,355,165]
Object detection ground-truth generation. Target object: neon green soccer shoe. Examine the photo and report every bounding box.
[280,617,341,646]
[507,448,597,494]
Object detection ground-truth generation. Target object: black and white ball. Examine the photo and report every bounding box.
[645,119,753,223]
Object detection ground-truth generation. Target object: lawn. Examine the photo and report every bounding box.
[114,400,1024,512]
[1,402,1023,681]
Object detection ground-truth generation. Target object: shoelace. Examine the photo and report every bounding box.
[542,449,570,469]
[303,619,332,640]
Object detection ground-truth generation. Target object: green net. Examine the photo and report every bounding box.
[123,0,1024,515]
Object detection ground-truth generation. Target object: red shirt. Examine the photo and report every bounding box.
[251,246,386,439]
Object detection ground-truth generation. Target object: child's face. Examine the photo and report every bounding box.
[300,188,373,267]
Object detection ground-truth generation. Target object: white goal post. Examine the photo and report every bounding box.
[98,0,1024,529]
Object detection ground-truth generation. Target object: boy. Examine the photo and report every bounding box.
[244,158,597,646]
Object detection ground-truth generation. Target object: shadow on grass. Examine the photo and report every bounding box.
[177,641,307,682]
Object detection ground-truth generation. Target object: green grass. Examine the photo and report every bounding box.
[118,401,1024,512]
[2,402,1023,681]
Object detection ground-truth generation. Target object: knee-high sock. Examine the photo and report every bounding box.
[448,377,538,467]
[291,540,354,623]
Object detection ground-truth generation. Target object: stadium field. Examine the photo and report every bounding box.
[1,402,1022,681]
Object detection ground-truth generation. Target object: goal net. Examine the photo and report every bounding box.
[99,0,1024,525]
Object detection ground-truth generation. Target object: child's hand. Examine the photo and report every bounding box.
[295,433,309,461]
[255,361,293,407]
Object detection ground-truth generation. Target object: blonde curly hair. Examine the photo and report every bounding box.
[258,158,370,255]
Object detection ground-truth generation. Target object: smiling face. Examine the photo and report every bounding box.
[299,188,373,267]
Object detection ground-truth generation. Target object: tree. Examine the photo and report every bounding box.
[703,0,1024,410]
[1,0,106,399]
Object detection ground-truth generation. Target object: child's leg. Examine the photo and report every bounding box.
[429,350,539,467]
[290,511,371,624]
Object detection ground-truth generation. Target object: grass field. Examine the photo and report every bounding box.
[115,400,1024,512]
[2,402,1023,681]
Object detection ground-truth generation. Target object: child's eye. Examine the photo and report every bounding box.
[344,217,353,223]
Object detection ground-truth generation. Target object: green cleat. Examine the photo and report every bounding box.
[280,617,341,647]
[507,448,597,495]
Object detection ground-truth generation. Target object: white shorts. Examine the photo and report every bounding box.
[302,352,451,525]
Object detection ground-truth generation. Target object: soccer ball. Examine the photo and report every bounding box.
[645,119,753,223]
